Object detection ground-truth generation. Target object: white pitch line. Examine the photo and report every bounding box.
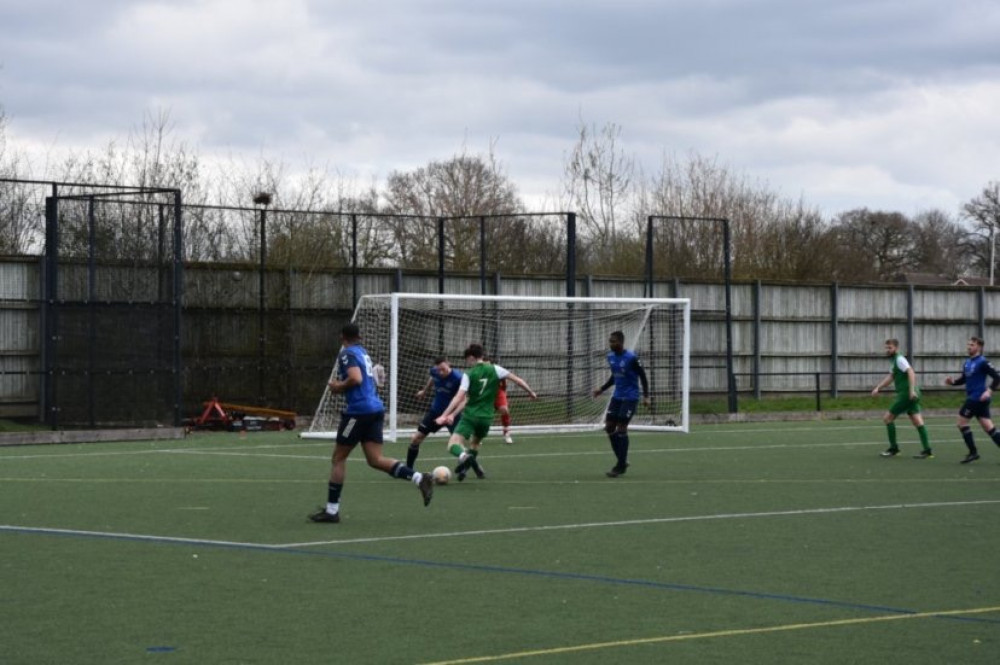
[4,499,997,552]
[277,499,1000,548]
[0,436,981,463]
[0,524,277,549]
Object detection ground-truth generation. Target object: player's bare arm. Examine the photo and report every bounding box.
[907,367,918,399]
[871,373,892,395]
[415,378,433,399]
[435,389,467,424]
[507,373,538,400]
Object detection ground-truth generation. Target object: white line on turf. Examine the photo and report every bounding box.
[0,524,277,549]
[0,436,982,463]
[278,499,1000,548]
[5,499,998,551]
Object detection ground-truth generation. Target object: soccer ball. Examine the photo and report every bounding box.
[432,465,452,485]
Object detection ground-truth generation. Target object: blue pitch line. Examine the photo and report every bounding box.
[3,524,999,626]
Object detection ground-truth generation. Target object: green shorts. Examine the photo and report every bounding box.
[889,394,921,416]
[454,414,492,441]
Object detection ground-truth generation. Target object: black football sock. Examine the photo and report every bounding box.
[617,432,630,468]
[960,426,978,454]
[389,461,416,480]
[406,444,420,468]
[608,434,622,465]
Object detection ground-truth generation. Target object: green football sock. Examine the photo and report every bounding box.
[448,443,465,458]
[917,425,930,451]
[886,423,897,448]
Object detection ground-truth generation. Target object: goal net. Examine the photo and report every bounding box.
[303,294,690,441]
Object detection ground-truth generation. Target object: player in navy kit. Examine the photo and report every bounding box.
[309,323,434,523]
[945,336,1000,464]
[592,330,650,477]
[406,357,464,468]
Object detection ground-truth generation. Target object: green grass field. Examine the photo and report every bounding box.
[2,419,999,664]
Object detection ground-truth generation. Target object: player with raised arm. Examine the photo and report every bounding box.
[435,343,537,481]
[945,335,1000,464]
[406,357,463,468]
[871,338,932,458]
[593,330,650,477]
[309,323,433,523]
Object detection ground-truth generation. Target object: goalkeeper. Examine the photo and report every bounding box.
[435,343,537,480]
[407,356,464,468]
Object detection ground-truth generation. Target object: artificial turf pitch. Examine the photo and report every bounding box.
[1,419,998,664]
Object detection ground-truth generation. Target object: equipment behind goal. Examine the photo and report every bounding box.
[303,294,690,441]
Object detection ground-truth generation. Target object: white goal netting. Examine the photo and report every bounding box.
[303,294,690,441]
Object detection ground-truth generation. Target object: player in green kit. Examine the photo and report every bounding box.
[871,338,932,458]
[435,343,537,480]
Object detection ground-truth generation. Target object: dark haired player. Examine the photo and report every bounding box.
[406,356,463,468]
[945,336,1000,464]
[593,330,650,477]
[435,343,537,481]
[309,323,434,523]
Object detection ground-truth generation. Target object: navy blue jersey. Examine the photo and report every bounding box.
[428,366,464,414]
[958,355,1000,400]
[337,344,384,415]
[605,349,646,401]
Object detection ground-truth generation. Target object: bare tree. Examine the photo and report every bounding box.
[911,209,969,279]
[53,110,207,261]
[825,209,920,282]
[961,182,1000,280]
[382,146,530,272]
[562,121,636,243]
[644,152,827,280]
[0,106,43,255]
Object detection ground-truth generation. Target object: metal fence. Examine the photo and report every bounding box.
[2,177,998,427]
[3,256,999,426]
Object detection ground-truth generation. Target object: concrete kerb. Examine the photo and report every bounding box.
[0,427,187,447]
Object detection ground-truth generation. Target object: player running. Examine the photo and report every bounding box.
[945,335,1000,464]
[435,343,537,481]
[309,323,433,523]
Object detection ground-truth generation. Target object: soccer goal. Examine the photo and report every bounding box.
[303,293,690,441]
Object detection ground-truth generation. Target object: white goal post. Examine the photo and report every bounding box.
[302,293,690,441]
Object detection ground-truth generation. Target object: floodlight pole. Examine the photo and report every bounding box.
[253,192,272,405]
[990,222,996,287]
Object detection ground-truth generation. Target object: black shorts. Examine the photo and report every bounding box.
[416,411,459,436]
[606,398,638,425]
[337,411,384,446]
[959,398,992,420]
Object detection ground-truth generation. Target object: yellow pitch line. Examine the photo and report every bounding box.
[418,606,1000,665]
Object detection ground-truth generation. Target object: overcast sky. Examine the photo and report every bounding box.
[1,0,998,217]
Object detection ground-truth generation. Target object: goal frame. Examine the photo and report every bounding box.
[302,293,691,441]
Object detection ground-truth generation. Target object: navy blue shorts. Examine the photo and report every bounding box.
[337,411,384,446]
[959,398,992,420]
[417,411,459,436]
[606,398,639,425]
